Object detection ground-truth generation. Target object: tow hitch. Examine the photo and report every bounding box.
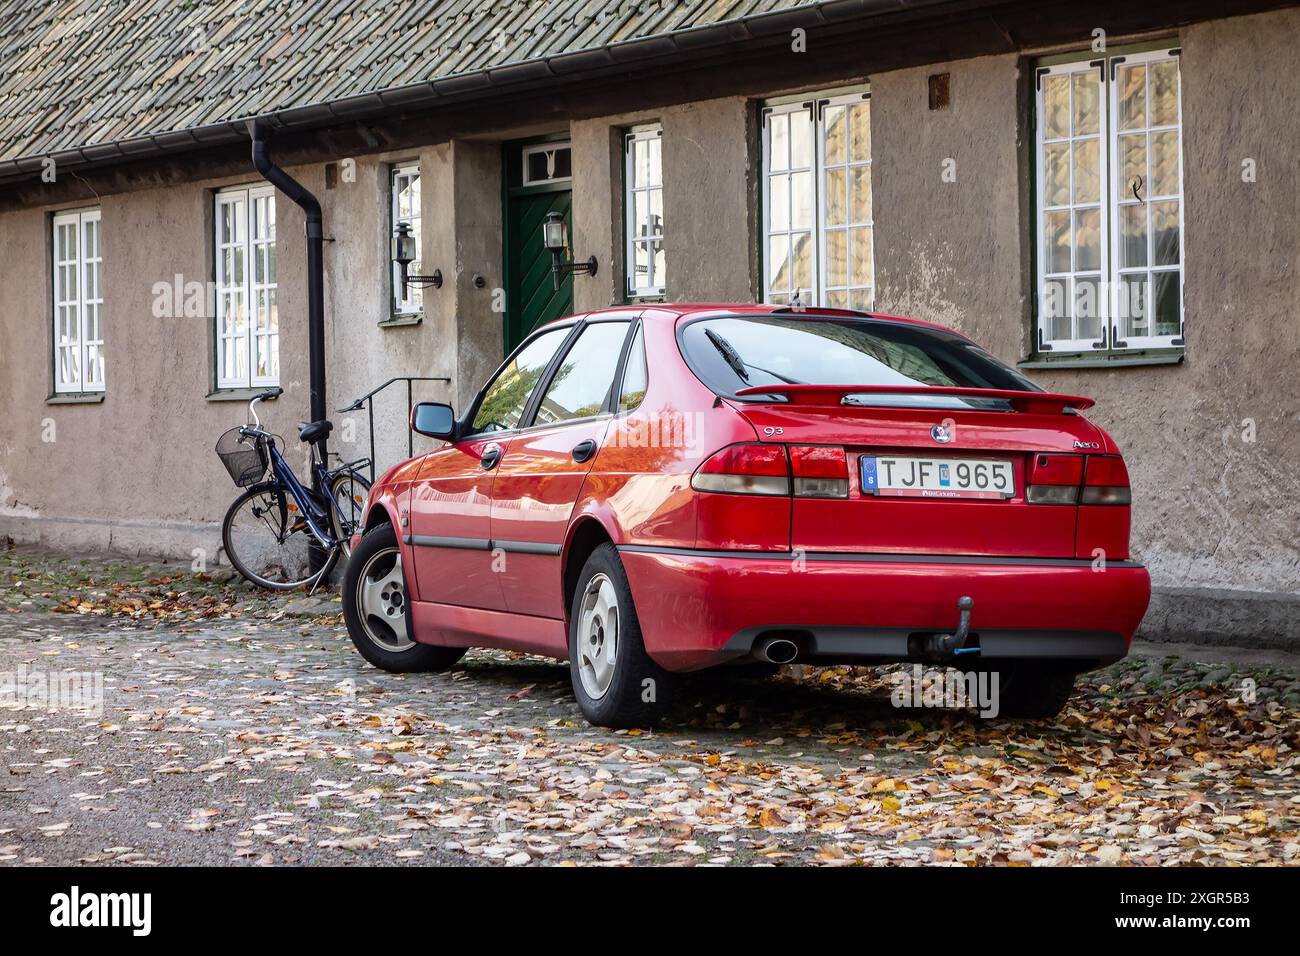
[922,596,975,658]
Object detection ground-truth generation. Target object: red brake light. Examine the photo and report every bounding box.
[1082,455,1131,505]
[789,445,849,498]
[692,444,790,496]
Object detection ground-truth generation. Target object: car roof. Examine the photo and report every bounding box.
[553,302,958,336]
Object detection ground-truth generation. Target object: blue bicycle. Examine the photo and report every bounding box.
[216,388,372,590]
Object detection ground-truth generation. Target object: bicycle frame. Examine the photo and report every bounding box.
[237,390,370,552]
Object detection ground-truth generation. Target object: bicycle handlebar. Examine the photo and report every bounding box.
[247,387,282,430]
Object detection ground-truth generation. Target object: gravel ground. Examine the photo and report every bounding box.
[1,545,1297,866]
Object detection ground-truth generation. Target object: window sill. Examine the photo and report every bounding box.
[207,387,278,403]
[1018,352,1184,370]
[380,313,423,328]
[46,392,105,405]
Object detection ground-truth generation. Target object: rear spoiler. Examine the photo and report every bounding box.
[731,384,1095,414]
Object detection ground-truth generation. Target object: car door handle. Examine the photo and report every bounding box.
[571,439,597,463]
[481,444,503,470]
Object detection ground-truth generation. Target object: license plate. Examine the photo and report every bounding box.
[860,455,1015,499]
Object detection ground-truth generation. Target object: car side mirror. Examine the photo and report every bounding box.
[410,402,457,440]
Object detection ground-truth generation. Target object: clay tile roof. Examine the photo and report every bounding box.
[0,0,822,164]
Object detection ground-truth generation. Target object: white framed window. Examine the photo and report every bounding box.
[51,208,104,393]
[1035,48,1183,354]
[390,162,422,315]
[624,126,665,298]
[762,92,874,310]
[521,142,572,186]
[215,185,278,388]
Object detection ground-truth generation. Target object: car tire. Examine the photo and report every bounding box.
[991,664,1076,719]
[568,543,675,728]
[342,523,466,674]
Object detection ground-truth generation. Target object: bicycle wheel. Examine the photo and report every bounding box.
[328,471,371,560]
[221,485,338,591]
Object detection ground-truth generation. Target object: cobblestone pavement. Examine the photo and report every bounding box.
[1,545,1297,866]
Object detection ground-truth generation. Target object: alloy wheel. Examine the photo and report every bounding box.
[576,572,620,699]
[356,547,413,652]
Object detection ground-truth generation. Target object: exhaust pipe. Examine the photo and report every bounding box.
[754,636,800,665]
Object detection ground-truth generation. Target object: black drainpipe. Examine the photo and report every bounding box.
[248,122,330,567]
[248,122,327,448]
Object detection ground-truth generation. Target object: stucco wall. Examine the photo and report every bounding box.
[0,174,311,560]
[869,9,1300,607]
[0,144,503,560]
[571,97,759,312]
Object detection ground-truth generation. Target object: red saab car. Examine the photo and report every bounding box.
[342,304,1150,727]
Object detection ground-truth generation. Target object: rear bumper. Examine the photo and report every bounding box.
[618,546,1151,671]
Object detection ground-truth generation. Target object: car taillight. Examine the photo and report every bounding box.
[1081,455,1131,505]
[1026,453,1083,505]
[692,443,790,496]
[789,445,849,498]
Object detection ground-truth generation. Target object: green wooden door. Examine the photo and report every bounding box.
[503,139,574,353]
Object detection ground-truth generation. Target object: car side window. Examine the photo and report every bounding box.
[470,327,572,433]
[618,325,648,413]
[533,322,631,426]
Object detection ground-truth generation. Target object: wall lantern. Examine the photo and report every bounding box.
[392,220,442,295]
[542,211,597,291]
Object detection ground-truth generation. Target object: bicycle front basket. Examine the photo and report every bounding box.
[215,427,269,487]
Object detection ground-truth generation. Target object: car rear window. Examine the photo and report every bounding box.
[679,315,1039,409]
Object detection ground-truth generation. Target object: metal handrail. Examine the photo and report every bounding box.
[338,376,451,482]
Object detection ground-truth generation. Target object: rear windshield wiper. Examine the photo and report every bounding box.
[704,329,804,386]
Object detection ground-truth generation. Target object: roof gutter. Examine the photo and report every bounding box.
[0,0,932,183]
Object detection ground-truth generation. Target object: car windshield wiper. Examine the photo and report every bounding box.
[704,329,804,387]
[705,329,749,383]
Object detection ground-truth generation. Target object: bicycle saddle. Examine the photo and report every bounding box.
[297,420,333,444]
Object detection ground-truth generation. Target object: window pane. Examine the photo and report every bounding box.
[1150,130,1180,197]
[1042,278,1069,341]
[535,322,630,425]
[790,110,813,168]
[849,102,871,162]
[825,230,847,286]
[1120,274,1148,338]
[851,165,872,223]
[850,226,873,287]
[768,235,790,294]
[823,106,846,165]
[792,234,813,291]
[1150,59,1179,127]
[472,327,572,433]
[1153,271,1180,336]
[825,167,846,226]
[1071,72,1099,135]
[790,171,813,229]
[1073,139,1099,203]
[1118,133,1146,200]
[1043,75,1069,139]
[768,175,789,232]
[1044,142,1070,207]
[1074,275,1102,341]
[1152,200,1180,266]
[1120,204,1147,268]
[1045,210,1071,273]
[619,326,648,413]
[769,114,789,171]
[1117,64,1146,130]
[681,316,1037,400]
[1074,207,1100,271]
